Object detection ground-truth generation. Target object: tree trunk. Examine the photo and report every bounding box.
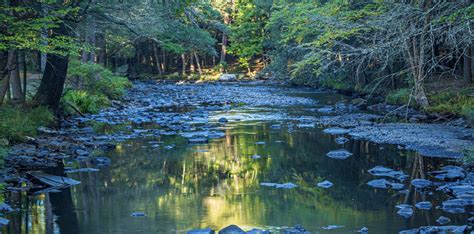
[162,50,166,72]
[463,0,473,84]
[40,2,48,72]
[22,51,27,102]
[0,51,15,105]
[416,0,432,107]
[33,22,70,112]
[194,52,202,75]
[190,52,195,73]
[464,48,472,84]
[220,33,228,64]
[153,44,162,75]
[82,11,96,63]
[181,54,187,76]
[10,51,23,103]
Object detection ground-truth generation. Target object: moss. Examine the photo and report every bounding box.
[463,147,474,164]
[426,87,474,120]
[0,106,55,142]
[385,88,412,105]
[0,146,7,168]
[91,121,130,134]
[63,90,110,114]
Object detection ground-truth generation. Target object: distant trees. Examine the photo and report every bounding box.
[0,0,226,111]
[0,0,471,113]
[262,0,473,108]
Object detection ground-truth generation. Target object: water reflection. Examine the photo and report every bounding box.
[3,91,468,233]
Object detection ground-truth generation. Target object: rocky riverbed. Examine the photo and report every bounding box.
[1,80,473,233]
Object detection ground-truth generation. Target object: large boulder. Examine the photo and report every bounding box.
[219,74,237,81]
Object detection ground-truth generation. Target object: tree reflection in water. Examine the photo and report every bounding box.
[2,121,468,233]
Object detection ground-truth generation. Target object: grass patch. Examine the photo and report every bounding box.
[63,90,110,114]
[426,87,474,121]
[386,88,412,106]
[320,77,353,92]
[0,106,55,142]
[62,60,132,114]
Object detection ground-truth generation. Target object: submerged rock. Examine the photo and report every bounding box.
[415,201,432,210]
[0,217,9,226]
[326,149,353,160]
[164,145,174,150]
[270,124,282,129]
[218,225,245,234]
[431,165,465,181]
[397,207,414,218]
[467,217,474,226]
[367,179,404,190]
[321,225,344,230]
[28,172,81,188]
[218,117,229,123]
[65,168,99,173]
[367,166,408,181]
[317,180,334,189]
[260,182,298,189]
[0,203,14,212]
[245,229,269,234]
[358,227,369,233]
[187,228,215,234]
[91,157,111,166]
[334,137,349,144]
[130,212,146,217]
[323,127,350,135]
[188,138,209,144]
[400,225,467,233]
[317,107,334,114]
[442,199,466,213]
[411,179,432,189]
[436,216,451,225]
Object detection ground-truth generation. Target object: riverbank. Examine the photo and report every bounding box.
[2,80,472,185]
[1,80,474,232]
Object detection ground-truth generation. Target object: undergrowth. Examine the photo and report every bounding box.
[0,106,55,142]
[62,60,132,114]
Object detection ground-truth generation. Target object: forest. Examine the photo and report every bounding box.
[0,0,473,233]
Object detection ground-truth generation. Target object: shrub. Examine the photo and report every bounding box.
[62,90,110,114]
[386,88,412,105]
[320,76,352,92]
[0,106,54,142]
[67,60,132,99]
[426,87,474,118]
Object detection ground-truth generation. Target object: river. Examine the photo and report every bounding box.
[3,81,473,233]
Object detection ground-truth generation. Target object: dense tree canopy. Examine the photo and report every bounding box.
[0,0,472,115]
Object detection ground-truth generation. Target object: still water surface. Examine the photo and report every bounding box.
[3,86,468,233]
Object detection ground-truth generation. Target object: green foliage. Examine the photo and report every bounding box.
[228,1,270,69]
[463,147,474,164]
[67,60,132,99]
[386,89,412,105]
[0,146,6,167]
[0,106,54,142]
[0,5,81,55]
[62,60,131,114]
[62,90,110,114]
[426,88,474,118]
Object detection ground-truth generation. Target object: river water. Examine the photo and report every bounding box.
[2,82,471,233]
